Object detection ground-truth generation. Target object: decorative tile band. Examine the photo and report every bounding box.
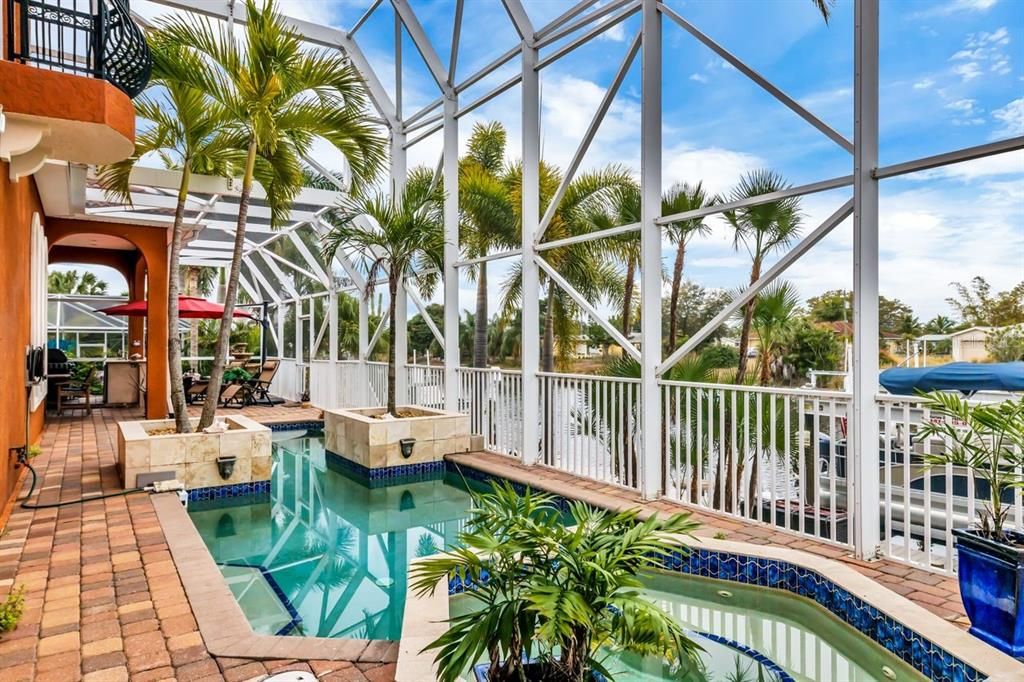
[694,631,794,682]
[187,480,271,502]
[266,420,324,432]
[448,463,982,682]
[325,449,447,488]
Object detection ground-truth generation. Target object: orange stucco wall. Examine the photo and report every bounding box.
[46,219,169,421]
[0,163,47,511]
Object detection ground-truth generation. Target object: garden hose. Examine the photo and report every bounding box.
[17,456,146,510]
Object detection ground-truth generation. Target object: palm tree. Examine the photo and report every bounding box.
[98,32,241,433]
[321,167,443,416]
[750,280,801,386]
[663,182,714,352]
[723,170,802,384]
[47,270,109,295]
[584,182,641,336]
[501,164,633,371]
[157,0,387,429]
[459,122,518,368]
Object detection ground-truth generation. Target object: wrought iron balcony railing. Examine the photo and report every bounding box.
[5,0,151,98]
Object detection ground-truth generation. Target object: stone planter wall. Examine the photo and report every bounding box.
[117,415,272,489]
[324,405,470,469]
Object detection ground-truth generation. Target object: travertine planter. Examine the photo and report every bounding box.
[117,415,272,489]
[324,405,470,469]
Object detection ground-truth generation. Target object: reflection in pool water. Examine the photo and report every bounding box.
[190,432,927,681]
[189,430,477,640]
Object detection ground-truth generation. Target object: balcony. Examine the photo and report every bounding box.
[0,0,150,179]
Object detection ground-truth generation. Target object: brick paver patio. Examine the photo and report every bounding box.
[0,402,972,682]
[0,404,392,682]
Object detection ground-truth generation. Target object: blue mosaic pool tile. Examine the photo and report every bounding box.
[266,420,324,432]
[324,449,447,487]
[694,632,794,682]
[649,549,983,682]
[445,463,984,682]
[187,480,271,502]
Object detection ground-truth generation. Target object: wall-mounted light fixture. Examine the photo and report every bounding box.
[216,456,237,480]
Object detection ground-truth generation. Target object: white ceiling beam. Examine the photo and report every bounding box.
[536,31,640,242]
[501,0,535,42]
[536,4,638,70]
[659,2,853,154]
[536,0,636,48]
[390,0,452,93]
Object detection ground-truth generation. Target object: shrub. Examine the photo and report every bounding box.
[0,586,25,636]
[411,482,702,681]
[699,343,739,369]
[985,326,1024,362]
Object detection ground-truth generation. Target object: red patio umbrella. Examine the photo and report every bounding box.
[99,296,254,319]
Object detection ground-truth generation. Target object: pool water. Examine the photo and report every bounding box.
[452,571,926,681]
[188,429,478,640]
[189,431,925,682]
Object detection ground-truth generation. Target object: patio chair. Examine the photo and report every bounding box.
[247,360,280,405]
[220,382,253,407]
[185,359,247,404]
[57,365,97,416]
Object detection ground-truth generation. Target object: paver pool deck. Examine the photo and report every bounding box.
[0,404,972,681]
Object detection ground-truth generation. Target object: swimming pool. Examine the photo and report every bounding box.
[185,429,970,681]
[188,428,479,640]
[449,570,925,682]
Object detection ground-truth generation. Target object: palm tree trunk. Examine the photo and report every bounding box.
[542,282,555,373]
[387,271,398,416]
[186,268,201,372]
[668,239,686,351]
[622,258,635,336]
[473,263,488,368]
[199,140,257,430]
[169,167,192,434]
[735,260,761,384]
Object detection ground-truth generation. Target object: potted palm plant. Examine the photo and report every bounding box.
[411,482,703,681]
[917,392,1024,656]
[320,169,470,469]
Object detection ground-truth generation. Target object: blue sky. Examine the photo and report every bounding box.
[104,0,1023,327]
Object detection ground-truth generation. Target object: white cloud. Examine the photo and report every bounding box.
[913,78,936,90]
[663,145,764,196]
[944,98,985,125]
[952,61,983,81]
[992,97,1024,137]
[915,0,999,18]
[689,73,709,84]
[950,26,1013,82]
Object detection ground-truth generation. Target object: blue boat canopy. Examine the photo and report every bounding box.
[879,361,1024,396]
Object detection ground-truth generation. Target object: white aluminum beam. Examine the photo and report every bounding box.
[405,282,445,349]
[536,31,640,242]
[348,0,382,37]
[287,231,332,287]
[453,249,522,269]
[501,0,535,42]
[443,96,460,410]
[536,4,639,70]
[520,39,541,466]
[537,0,635,48]
[456,74,523,119]
[255,250,299,299]
[245,260,282,304]
[852,0,881,562]
[536,255,640,362]
[536,222,640,251]
[874,136,1024,179]
[391,0,452,93]
[656,174,853,225]
[659,2,853,154]
[658,198,854,375]
[454,45,521,94]
[535,0,601,41]
[638,0,662,499]
[449,0,464,82]
[153,0,399,128]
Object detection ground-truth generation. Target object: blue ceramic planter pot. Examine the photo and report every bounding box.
[954,527,1024,656]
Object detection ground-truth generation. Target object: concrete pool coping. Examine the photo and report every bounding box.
[151,492,399,663]
[395,537,1024,682]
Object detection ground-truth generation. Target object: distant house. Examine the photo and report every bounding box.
[819,320,902,354]
[950,326,993,362]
